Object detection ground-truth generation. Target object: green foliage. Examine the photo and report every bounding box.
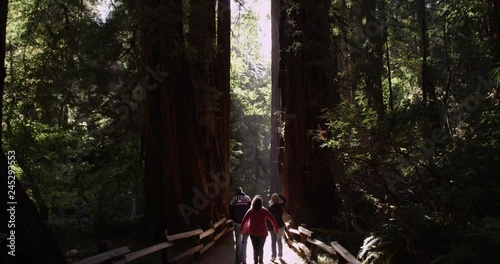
[318,0,500,262]
[323,76,500,263]
[4,0,143,231]
[229,0,271,197]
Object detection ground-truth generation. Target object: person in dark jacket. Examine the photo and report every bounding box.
[267,193,287,261]
[230,187,251,264]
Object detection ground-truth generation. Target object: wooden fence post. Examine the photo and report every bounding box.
[309,231,317,262]
[300,224,307,245]
[193,225,201,259]
[164,230,171,263]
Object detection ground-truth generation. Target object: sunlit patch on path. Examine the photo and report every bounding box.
[177,232,307,264]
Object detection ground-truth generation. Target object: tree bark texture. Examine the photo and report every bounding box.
[417,0,439,129]
[214,0,231,219]
[270,0,282,195]
[141,0,230,240]
[360,0,385,117]
[280,0,340,227]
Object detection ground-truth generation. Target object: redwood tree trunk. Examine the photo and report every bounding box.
[270,0,282,195]
[417,0,439,128]
[141,0,231,240]
[280,0,339,226]
[141,0,184,239]
[417,0,431,104]
[214,0,231,219]
[361,0,385,117]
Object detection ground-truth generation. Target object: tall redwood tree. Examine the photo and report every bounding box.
[270,0,282,195]
[279,0,340,226]
[141,0,231,241]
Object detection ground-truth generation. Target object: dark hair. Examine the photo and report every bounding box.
[251,195,263,210]
[235,187,243,194]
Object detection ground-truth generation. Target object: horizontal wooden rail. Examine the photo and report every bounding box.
[307,238,336,255]
[165,229,203,242]
[112,242,173,264]
[199,228,215,240]
[213,217,226,229]
[331,242,362,264]
[76,216,234,264]
[169,244,203,262]
[284,222,361,264]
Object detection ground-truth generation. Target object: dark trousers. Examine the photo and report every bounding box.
[250,235,266,264]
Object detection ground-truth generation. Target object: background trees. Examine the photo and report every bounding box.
[230,0,272,197]
[274,0,500,262]
[4,0,143,231]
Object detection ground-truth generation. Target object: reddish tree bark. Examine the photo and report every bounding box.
[141,0,231,241]
[141,0,184,239]
[280,0,340,227]
[270,0,282,195]
[214,0,231,219]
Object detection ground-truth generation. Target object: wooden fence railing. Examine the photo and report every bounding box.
[75,216,234,264]
[283,222,362,264]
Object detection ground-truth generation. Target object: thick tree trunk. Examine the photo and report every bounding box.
[417,0,430,104]
[141,0,187,239]
[141,0,231,240]
[361,0,385,117]
[417,0,439,128]
[280,0,339,227]
[277,0,288,184]
[214,0,231,219]
[270,0,282,195]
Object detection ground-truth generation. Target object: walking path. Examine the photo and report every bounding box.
[178,231,307,264]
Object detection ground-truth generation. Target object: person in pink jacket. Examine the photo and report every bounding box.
[240,195,279,264]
